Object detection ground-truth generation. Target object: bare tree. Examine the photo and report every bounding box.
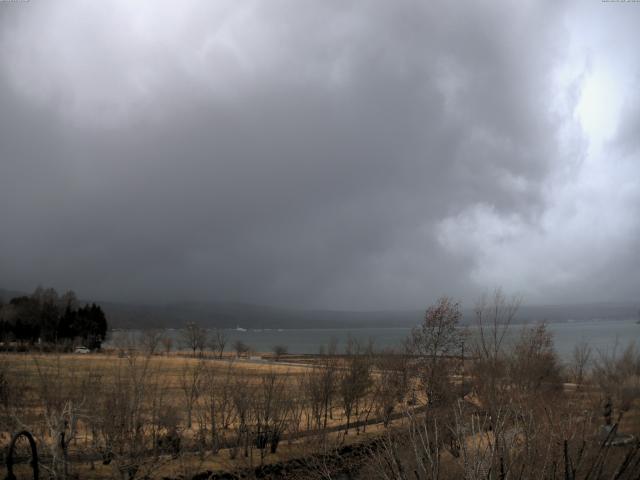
[375,349,411,427]
[339,338,373,435]
[570,340,592,387]
[140,329,165,356]
[320,340,339,429]
[60,290,79,311]
[209,328,227,359]
[508,322,562,399]
[180,359,204,428]
[233,340,250,358]
[470,289,521,411]
[302,340,340,433]
[253,371,290,460]
[474,288,520,359]
[303,366,327,432]
[181,322,208,356]
[408,296,463,406]
[93,351,172,480]
[230,373,254,459]
[31,355,99,479]
[372,392,640,480]
[288,376,307,440]
[272,344,288,361]
[199,359,236,454]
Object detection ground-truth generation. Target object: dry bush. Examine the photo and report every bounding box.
[30,355,102,479]
[372,398,638,480]
[91,352,173,480]
[507,322,563,404]
[0,356,26,439]
[592,342,640,415]
[371,290,637,480]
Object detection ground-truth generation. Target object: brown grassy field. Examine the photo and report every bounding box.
[2,329,640,480]
[0,351,408,479]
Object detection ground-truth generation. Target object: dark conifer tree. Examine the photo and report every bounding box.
[0,288,108,349]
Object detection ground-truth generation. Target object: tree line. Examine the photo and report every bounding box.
[0,286,108,349]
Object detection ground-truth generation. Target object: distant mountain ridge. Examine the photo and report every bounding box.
[100,300,424,329]
[102,300,640,329]
[1,288,638,329]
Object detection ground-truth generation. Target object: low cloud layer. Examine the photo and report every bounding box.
[1,1,639,309]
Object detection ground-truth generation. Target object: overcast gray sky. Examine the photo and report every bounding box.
[1,0,639,309]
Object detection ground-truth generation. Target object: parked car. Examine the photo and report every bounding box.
[74,346,90,354]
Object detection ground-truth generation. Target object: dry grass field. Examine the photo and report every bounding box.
[0,350,409,479]
[2,348,639,479]
[2,298,640,479]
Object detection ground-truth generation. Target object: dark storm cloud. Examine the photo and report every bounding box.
[0,0,637,309]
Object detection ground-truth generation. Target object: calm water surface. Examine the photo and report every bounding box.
[117,319,639,361]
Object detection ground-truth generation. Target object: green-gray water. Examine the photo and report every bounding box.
[119,318,639,361]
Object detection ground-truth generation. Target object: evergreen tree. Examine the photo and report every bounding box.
[0,288,109,349]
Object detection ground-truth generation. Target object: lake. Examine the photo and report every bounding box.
[118,318,640,361]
